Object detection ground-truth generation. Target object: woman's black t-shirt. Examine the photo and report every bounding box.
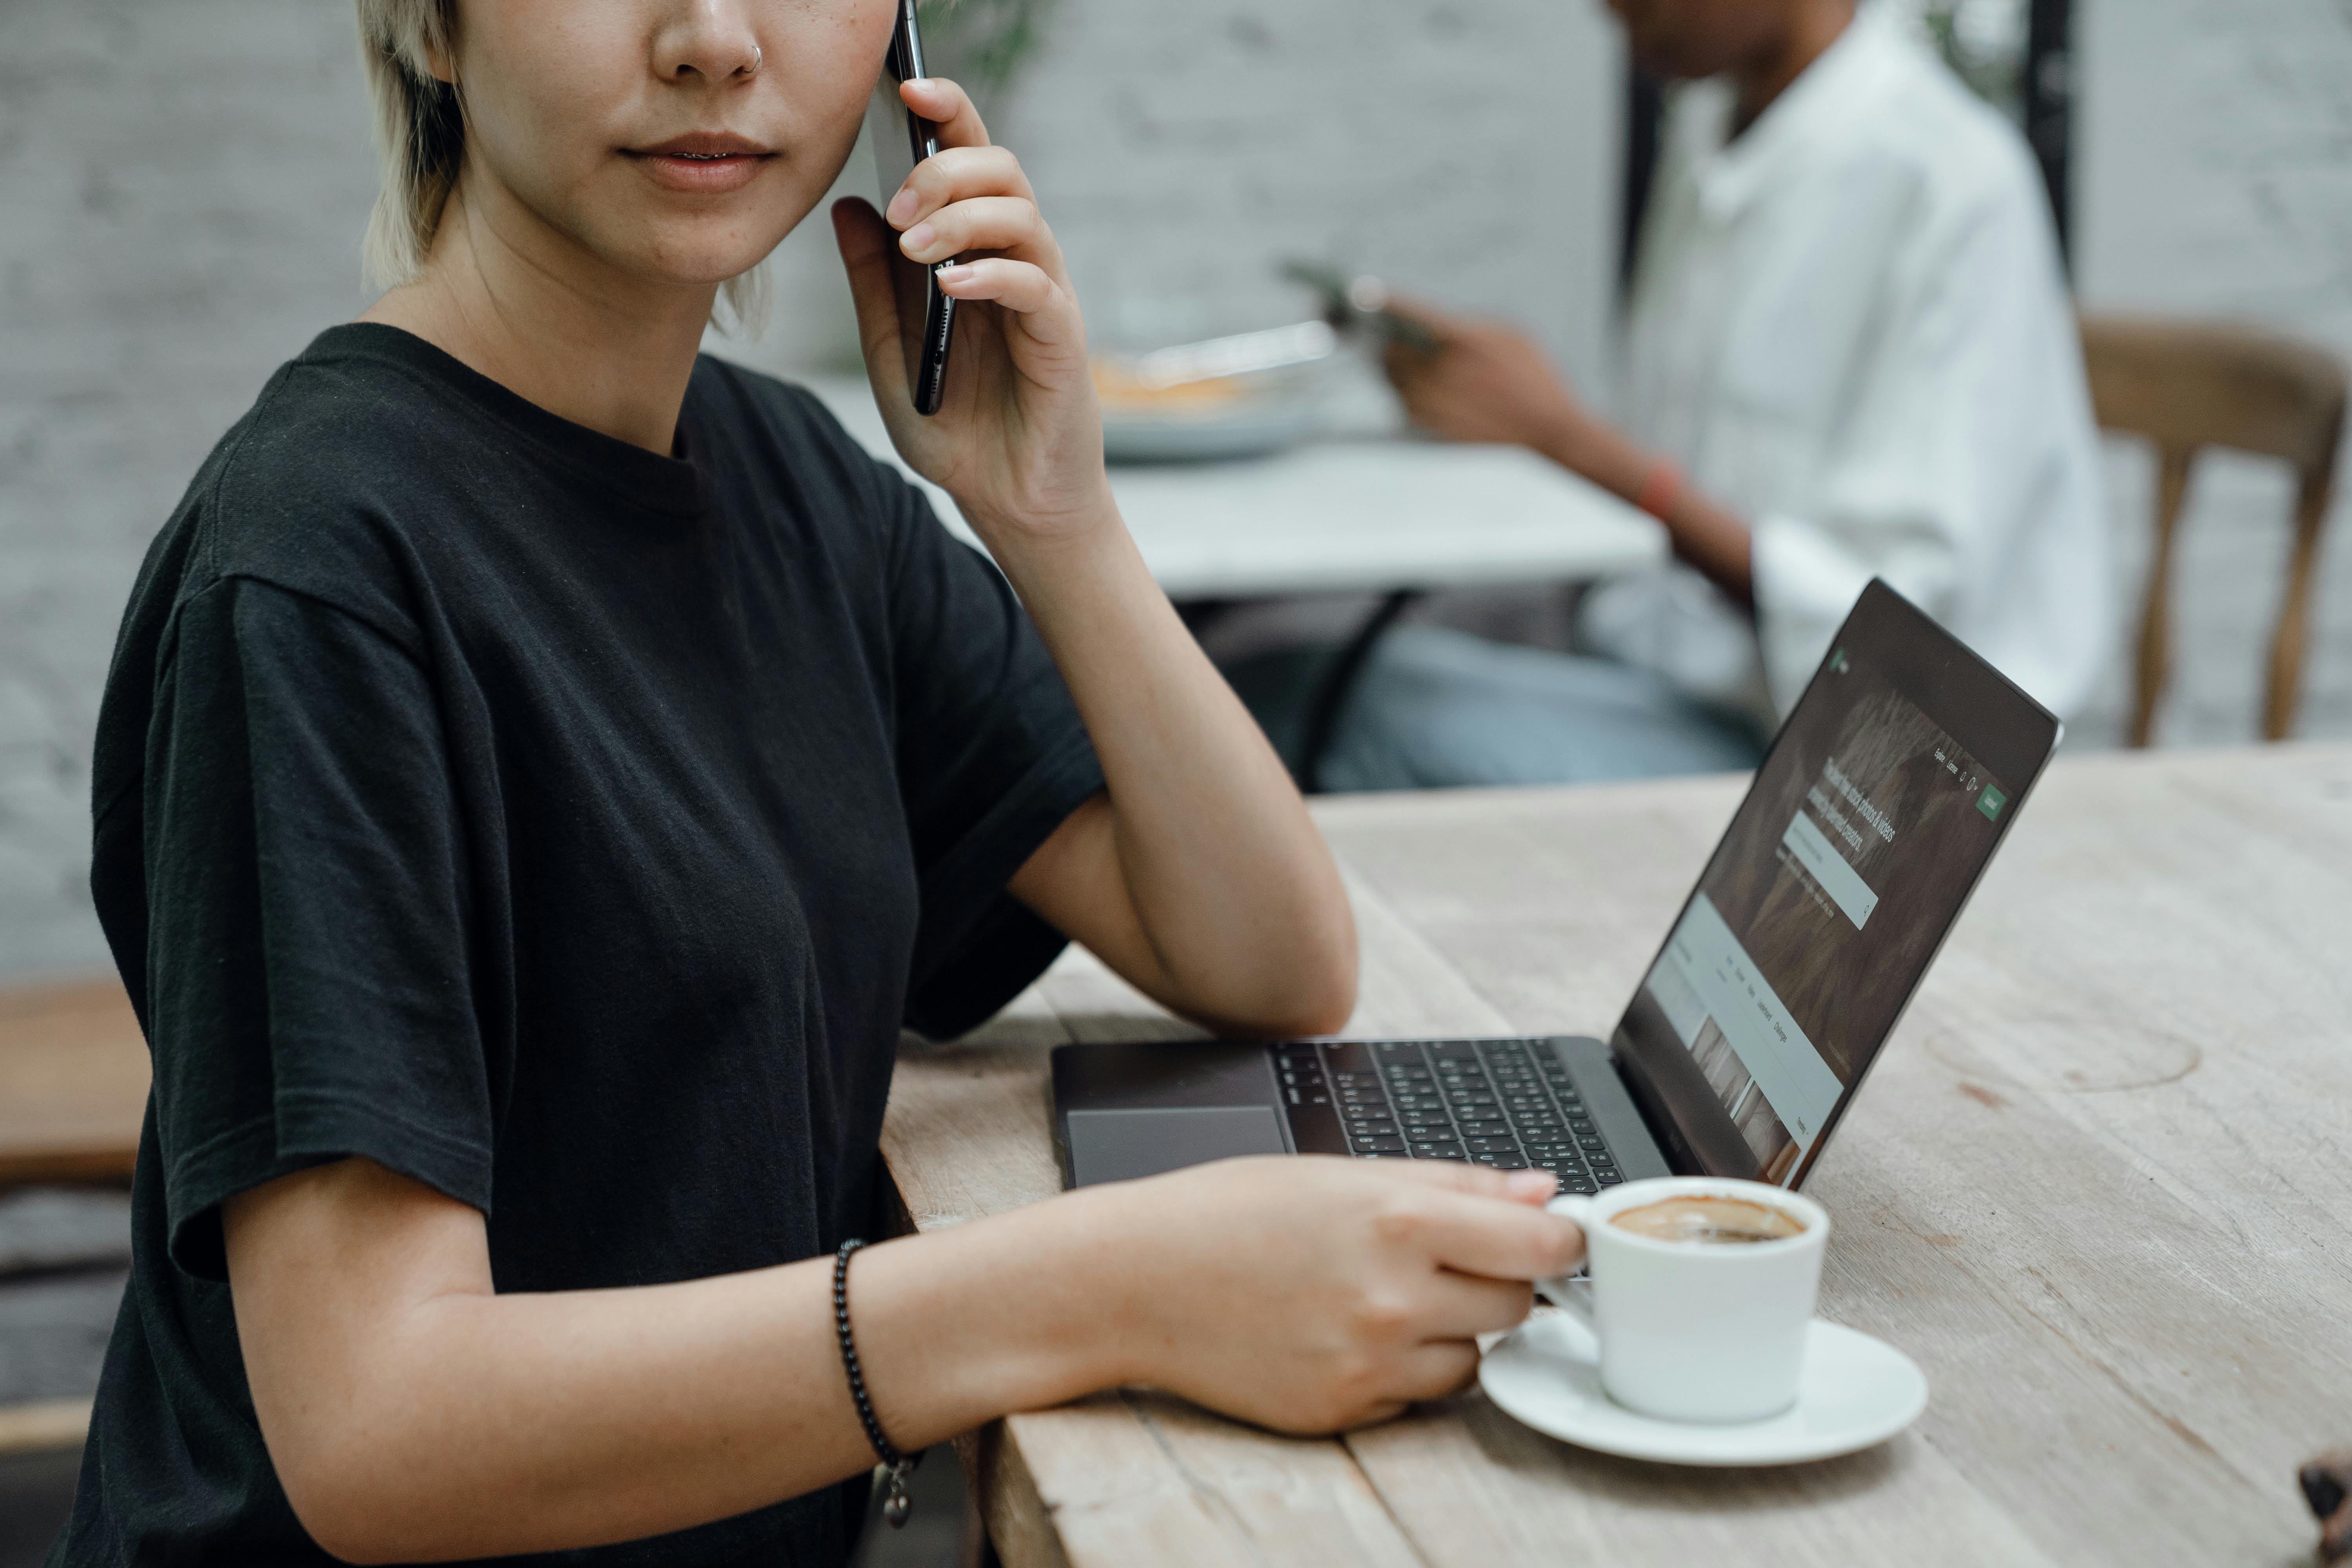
[54,324,1103,1567]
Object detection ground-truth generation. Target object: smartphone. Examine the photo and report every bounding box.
[865,0,958,416]
[1281,260,1439,355]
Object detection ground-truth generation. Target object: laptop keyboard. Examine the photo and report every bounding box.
[1276,1039,1624,1194]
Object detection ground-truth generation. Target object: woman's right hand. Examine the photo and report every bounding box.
[1076,1156,1586,1433]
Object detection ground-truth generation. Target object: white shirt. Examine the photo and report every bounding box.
[1579,7,2112,725]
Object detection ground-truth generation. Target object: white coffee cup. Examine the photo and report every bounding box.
[1539,1176,1828,1424]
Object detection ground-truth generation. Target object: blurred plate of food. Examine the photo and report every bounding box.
[1094,321,1334,464]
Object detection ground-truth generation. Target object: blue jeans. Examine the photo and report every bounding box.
[1224,626,1763,792]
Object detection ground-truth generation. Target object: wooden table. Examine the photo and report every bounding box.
[882,742,2352,1567]
[805,378,1667,600]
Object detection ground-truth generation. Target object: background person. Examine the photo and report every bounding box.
[1347,0,2111,784]
[51,3,1586,1564]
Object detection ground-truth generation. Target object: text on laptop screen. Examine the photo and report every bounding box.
[1612,643,2012,1186]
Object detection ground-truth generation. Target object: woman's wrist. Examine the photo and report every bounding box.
[848,1185,1152,1446]
[1022,1182,1176,1392]
[959,480,1123,568]
[971,490,1156,636]
[1001,1184,1165,1393]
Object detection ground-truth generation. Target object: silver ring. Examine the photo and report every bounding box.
[745,44,762,76]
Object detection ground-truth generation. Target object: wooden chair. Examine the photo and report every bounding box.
[2078,315,2347,746]
[0,978,144,1463]
[0,976,148,1188]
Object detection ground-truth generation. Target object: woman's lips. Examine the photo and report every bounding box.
[625,133,773,194]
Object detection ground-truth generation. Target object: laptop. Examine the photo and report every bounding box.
[1051,579,2060,1193]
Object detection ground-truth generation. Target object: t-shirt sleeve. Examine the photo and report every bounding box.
[875,473,1105,1040]
[142,576,491,1279]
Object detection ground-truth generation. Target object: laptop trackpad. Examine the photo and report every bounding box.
[1064,1105,1288,1187]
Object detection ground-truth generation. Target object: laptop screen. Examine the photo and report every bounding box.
[1610,582,2059,1188]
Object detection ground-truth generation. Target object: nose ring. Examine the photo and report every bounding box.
[744,44,762,76]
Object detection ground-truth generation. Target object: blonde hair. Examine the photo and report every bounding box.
[354,0,768,331]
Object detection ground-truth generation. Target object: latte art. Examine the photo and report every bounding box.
[1610,1194,1807,1245]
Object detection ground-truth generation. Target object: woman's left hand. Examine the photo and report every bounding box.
[831,77,1107,548]
[838,87,1355,1045]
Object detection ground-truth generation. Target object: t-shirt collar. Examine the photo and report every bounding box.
[306,323,713,519]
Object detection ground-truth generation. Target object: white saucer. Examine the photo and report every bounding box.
[1479,1312,1928,1466]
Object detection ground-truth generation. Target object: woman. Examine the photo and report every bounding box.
[55,2,1584,1564]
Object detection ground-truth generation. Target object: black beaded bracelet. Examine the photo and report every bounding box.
[833,1239,919,1528]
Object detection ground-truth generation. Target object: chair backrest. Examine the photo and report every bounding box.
[2078,314,2347,745]
[0,976,147,1188]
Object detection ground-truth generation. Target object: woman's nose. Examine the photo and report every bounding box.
[651,0,762,83]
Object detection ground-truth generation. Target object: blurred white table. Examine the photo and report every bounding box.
[804,378,1666,600]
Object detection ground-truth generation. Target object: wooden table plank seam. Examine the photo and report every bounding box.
[1111,1388,1434,1568]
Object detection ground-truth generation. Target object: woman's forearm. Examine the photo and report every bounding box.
[988,500,1357,1036]
[229,1160,1135,1563]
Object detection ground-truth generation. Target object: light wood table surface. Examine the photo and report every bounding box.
[883,742,2352,1567]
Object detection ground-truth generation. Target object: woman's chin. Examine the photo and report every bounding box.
[601,222,795,296]
[612,237,786,297]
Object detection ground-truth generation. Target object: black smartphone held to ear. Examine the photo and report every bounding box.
[866,0,958,416]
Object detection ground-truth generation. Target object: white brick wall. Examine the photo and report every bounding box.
[0,1,378,977]
[1,0,2347,979]
[727,1,1625,394]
